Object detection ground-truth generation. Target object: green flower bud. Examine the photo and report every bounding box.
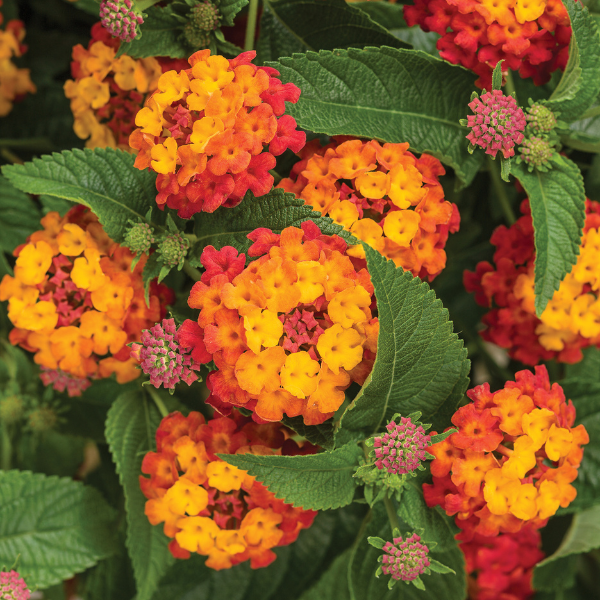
[157,233,190,269]
[526,103,557,134]
[28,406,58,432]
[518,135,554,170]
[183,1,220,49]
[0,394,25,424]
[123,221,155,256]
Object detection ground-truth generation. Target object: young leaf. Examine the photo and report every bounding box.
[492,59,503,91]
[191,187,355,259]
[2,148,158,243]
[105,391,176,600]
[511,155,586,316]
[258,0,409,55]
[0,176,41,253]
[545,0,600,121]
[337,245,470,443]
[218,443,363,510]
[0,470,116,589]
[270,47,484,186]
[220,0,250,26]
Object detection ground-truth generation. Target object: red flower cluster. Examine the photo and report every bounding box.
[65,23,188,150]
[140,410,317,570]
[403,0,571,88]
[423,366,588,538]
[177,223,378,425]
[278,137,460,281]
[462,525,544,600]
[464,199,600,365]
[130,49,305,218]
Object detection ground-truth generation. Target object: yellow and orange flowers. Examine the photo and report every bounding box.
[129,49,305,218]
[64,23,187,150]
[0,1,35,116]
[464,200,600,365]
[0,206,174,395]
[178,224,378,425]
[278,138,459,281]
[140,410,317,570]
[423,366,588,538]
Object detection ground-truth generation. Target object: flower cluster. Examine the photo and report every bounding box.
[0,2,36,116]
[177,223,379,425]
[423,366,588,538]
[464,199,600,364]
[130,49,305,218]
[140,410,317,570]
[0,206,174,395]
[461,525,543,600]
[381,533,430,582]
[99,0,144,43]
[403,0,571,89]
[465,90,526,158]
[64,23,187,150]
[131,318,201,388]
[278,138,460,281]
[374,417,431,475]
[0,569,30,600]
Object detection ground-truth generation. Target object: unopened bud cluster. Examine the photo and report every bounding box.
[0,569,30,600]
[526,103,557,133]
[124,221,155,256]
[183,1,220,49]
[99,0,144,42]
[158,233,189,269]
[374,417,431,475]
[382,533,430,582]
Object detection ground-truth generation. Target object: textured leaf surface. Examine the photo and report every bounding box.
[191,187,355,259]
[271,47,483,186]
[220,0,250,26]
[0,470,116,589]
[0,176,40,253]
[337,245,469,443]
[562,114,600,152]
[512,156,586,316]
[282,416,334,450]
[546,0,600,121]
[105,391,175,600]
[2,148,157,243]
[219,443,362,510]
[256,7,309,64]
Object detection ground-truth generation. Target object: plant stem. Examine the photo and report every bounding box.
[487,155,516,225]
[383,494,400,533]
[182,260,203,282]
[244,0,260,51]
[0,148,23,164]
[1,423,11,471]
[505,69,517,102]
[147,386,169,418]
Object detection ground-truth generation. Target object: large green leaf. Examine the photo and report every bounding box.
[559,348,600,512]
[256,6,309,64]
[534,505,600,589]
[298,551,352,600]
[281,415,334,451]
[562,113,600,152]
[0,176,41,254]
[546,0,600,121]
[511,156,586,316]
[105,391,175,600]
[191,187,355,260]
[271,47,484,186]
[337,245,470,443]
[2,148,157,243]
[0,470,116,589]
[219,443,362,510]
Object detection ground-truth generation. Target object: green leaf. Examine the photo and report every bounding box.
[219,443,363,510]
[353,2,407,29]
[0,470,116,589]
[220,0,250,26]
[271,47,484,186]
[191,187,356,258]
[298,550,352,600]
[282,415,334,450]
[2,148,157,244]
[0,176,40,254]
[117,4,188,59]
[546,0,600,121]
[258,0,409,57]
[492,59,503,91]
[337,245,469,443]
[256,6,311,64]
[105,391,175,600]
[562,114,600,152]
[511,155,586,316]
[534,505,600,589]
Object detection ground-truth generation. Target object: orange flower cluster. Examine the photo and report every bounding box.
[278,138,460,281]
[423,366,588,539]
[0,206,174,395]
[140,410,317,570]
[461,525,544,600]
[0,0,35,116]
[464,199,600,365]
[403,0,571,89]
[64,23,188,150]
[129,49,305,218]
[178,222,378,425]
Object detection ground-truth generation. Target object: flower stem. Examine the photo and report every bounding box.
[496,444,513,458]
[487,155,516,225]
[182,260,203,282]
[505,69,517,103]
[147,386,169,418]
[244,0,260,51]
[384,494,400,533]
